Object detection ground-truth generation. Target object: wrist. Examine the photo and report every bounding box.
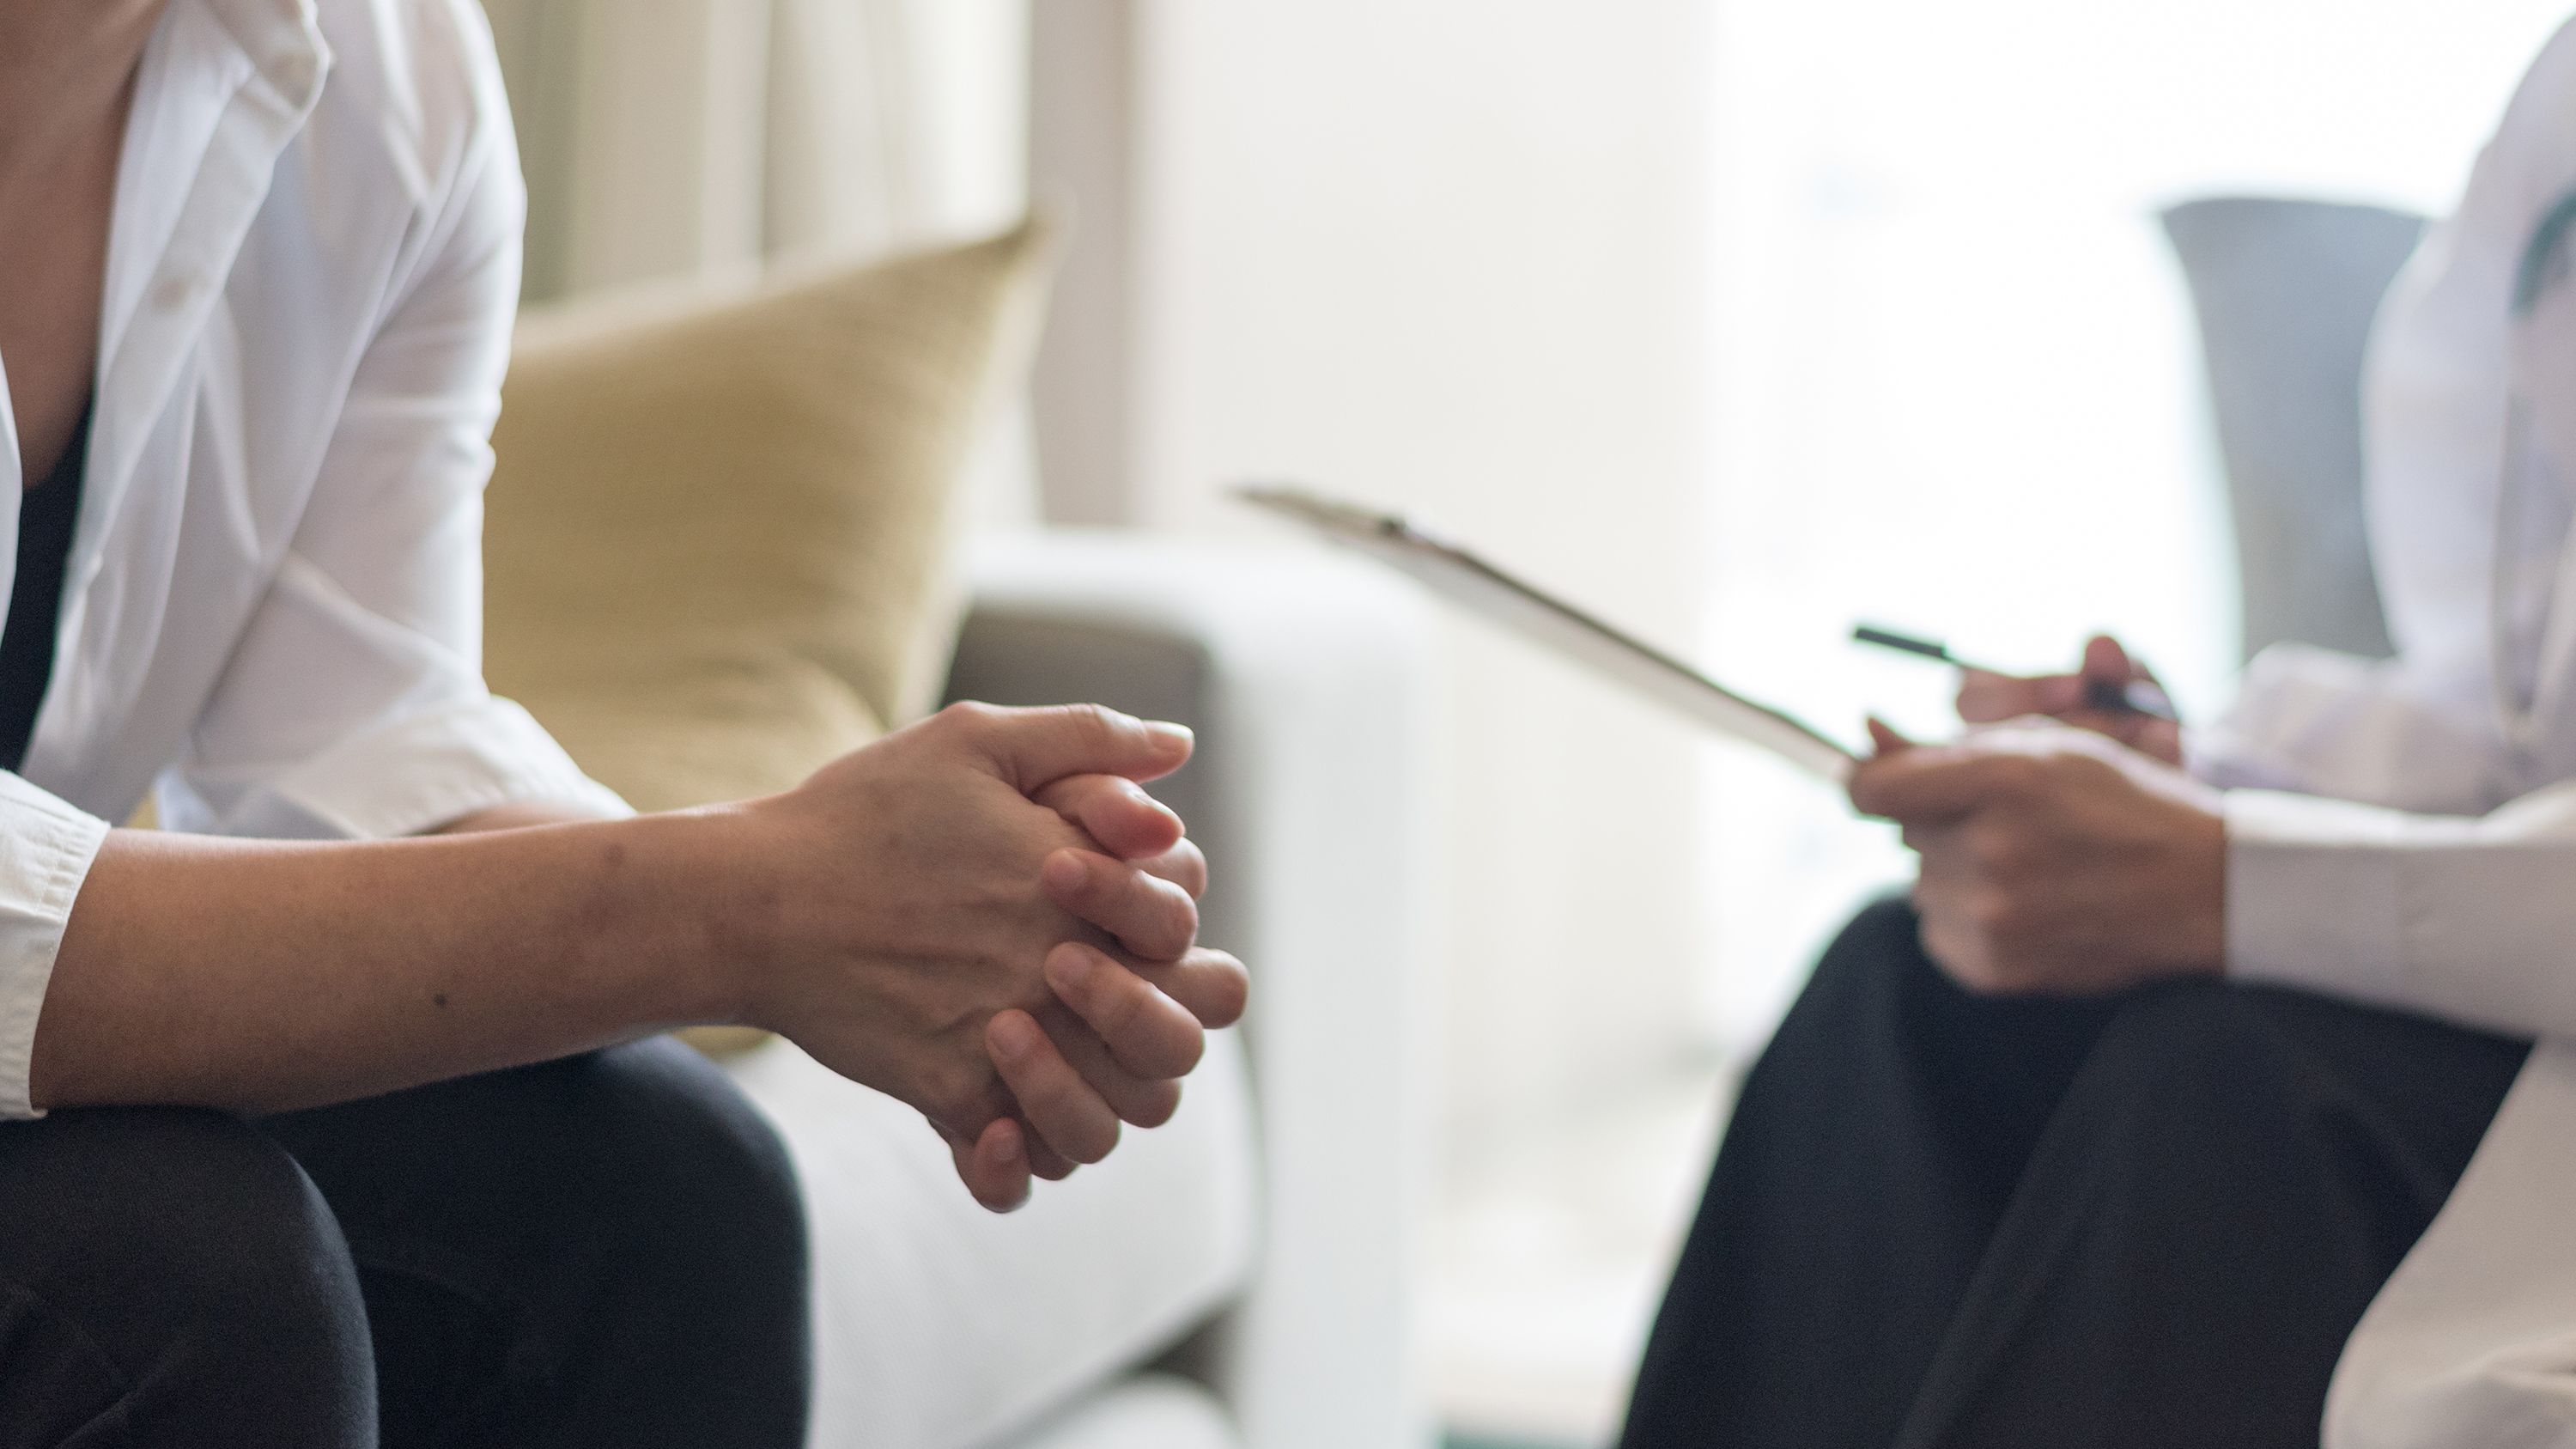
[2123,761,2229,979]
[592,806,775,1030]
[2164,804,2229,978]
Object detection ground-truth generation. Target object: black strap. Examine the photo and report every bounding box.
[0,407,93,772]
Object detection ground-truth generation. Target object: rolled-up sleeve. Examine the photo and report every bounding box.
[156,67,625,842]
[0,775,112,1118]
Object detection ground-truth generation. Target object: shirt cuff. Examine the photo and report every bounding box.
[167,695,631,841]
[2223,788,2477,1008]
[0,774,114,1120]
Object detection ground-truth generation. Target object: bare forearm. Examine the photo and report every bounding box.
[28,808,755,1114]
[18,700,1242,1221]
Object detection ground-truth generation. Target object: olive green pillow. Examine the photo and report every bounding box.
[483,221,1053,1052]
[483,218,1053,813]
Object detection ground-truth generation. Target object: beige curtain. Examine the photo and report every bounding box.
[479,0,1030,301]
[477,0,1038,522]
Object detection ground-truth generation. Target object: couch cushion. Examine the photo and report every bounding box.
[724,1032,1259,1449]
[482,220,1054,816]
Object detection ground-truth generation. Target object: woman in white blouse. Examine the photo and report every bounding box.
[0,2,1246,1443]
[1622,15,2576,1449]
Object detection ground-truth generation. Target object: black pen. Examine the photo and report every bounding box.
[1852,624,2178,722]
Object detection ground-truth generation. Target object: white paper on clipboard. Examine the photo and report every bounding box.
[1236,484,1858,782]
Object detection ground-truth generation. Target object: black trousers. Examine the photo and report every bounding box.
[0,1038,810,1448]
[1619,898,2531,1449]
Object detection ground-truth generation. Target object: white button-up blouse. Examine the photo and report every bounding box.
[2193,14,2576,1441]
[0,0,622,1119]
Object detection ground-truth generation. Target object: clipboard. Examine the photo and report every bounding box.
[1236,484,1859,782]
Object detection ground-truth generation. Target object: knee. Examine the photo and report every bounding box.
[1776,892,1983,1052]
[1835,893,1929,963]
[4,1109,370,1425]
[2087,986,2276,1086]
[1738,894,1942,1100]
[533,1041,811,1297]
[495,1046,811,1449]
[68,1109,367,1339]
[2065,985,2300,1144]
[1801,893,1939,1005]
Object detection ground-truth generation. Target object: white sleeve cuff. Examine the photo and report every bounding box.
[159,694,631,841]
[2224,780,2576,1041]
[0,774,115,1120]
[2224,788,2484,1010]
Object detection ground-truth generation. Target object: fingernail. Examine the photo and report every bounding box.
[1121,779,1182,830]
[1048,946,1097,991]
[1146,721,1194,751]
[1042,851,1088,893]
[991,1014,1039,1062]
[991,1133,1030,1212]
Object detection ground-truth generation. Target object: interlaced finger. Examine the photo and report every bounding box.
[1043,849,1200,962]
[1126,947,1249,1032]
[987,1007,1123,1166]
[1038,999,1186,1128]
[1032,773,1187,861]
[1043,941,1206,1078]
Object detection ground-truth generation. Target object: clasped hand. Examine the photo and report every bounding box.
[736,702,1249,1213]
[1848,636,2226,996]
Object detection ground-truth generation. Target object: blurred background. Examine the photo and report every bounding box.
[473,3,2576,1444]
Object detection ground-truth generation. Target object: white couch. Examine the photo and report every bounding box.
[722,531,1443,1449]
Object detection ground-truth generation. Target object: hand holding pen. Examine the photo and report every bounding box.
[1855,625,2186,769]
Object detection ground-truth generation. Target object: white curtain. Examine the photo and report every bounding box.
[478,0,1030,300]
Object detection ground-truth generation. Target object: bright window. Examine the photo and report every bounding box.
[1696,2,2576,1046]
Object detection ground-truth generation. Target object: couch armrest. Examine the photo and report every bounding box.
[947,530,1443,1449]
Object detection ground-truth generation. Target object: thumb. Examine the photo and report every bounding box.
[1850,716,1942,819]
[963,703,1194,795]
[2082,634,2135,683]
[949,1117,1032,1214]
[1866,716,1916,756]
[1034,774,1188,860]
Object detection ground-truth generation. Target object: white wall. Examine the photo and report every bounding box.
[1033,2,1727,1148]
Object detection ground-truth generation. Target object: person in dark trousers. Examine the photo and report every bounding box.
[1618,893,2524,1448]
[0,1,1248,1442]
[1622,18,2576,1440]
